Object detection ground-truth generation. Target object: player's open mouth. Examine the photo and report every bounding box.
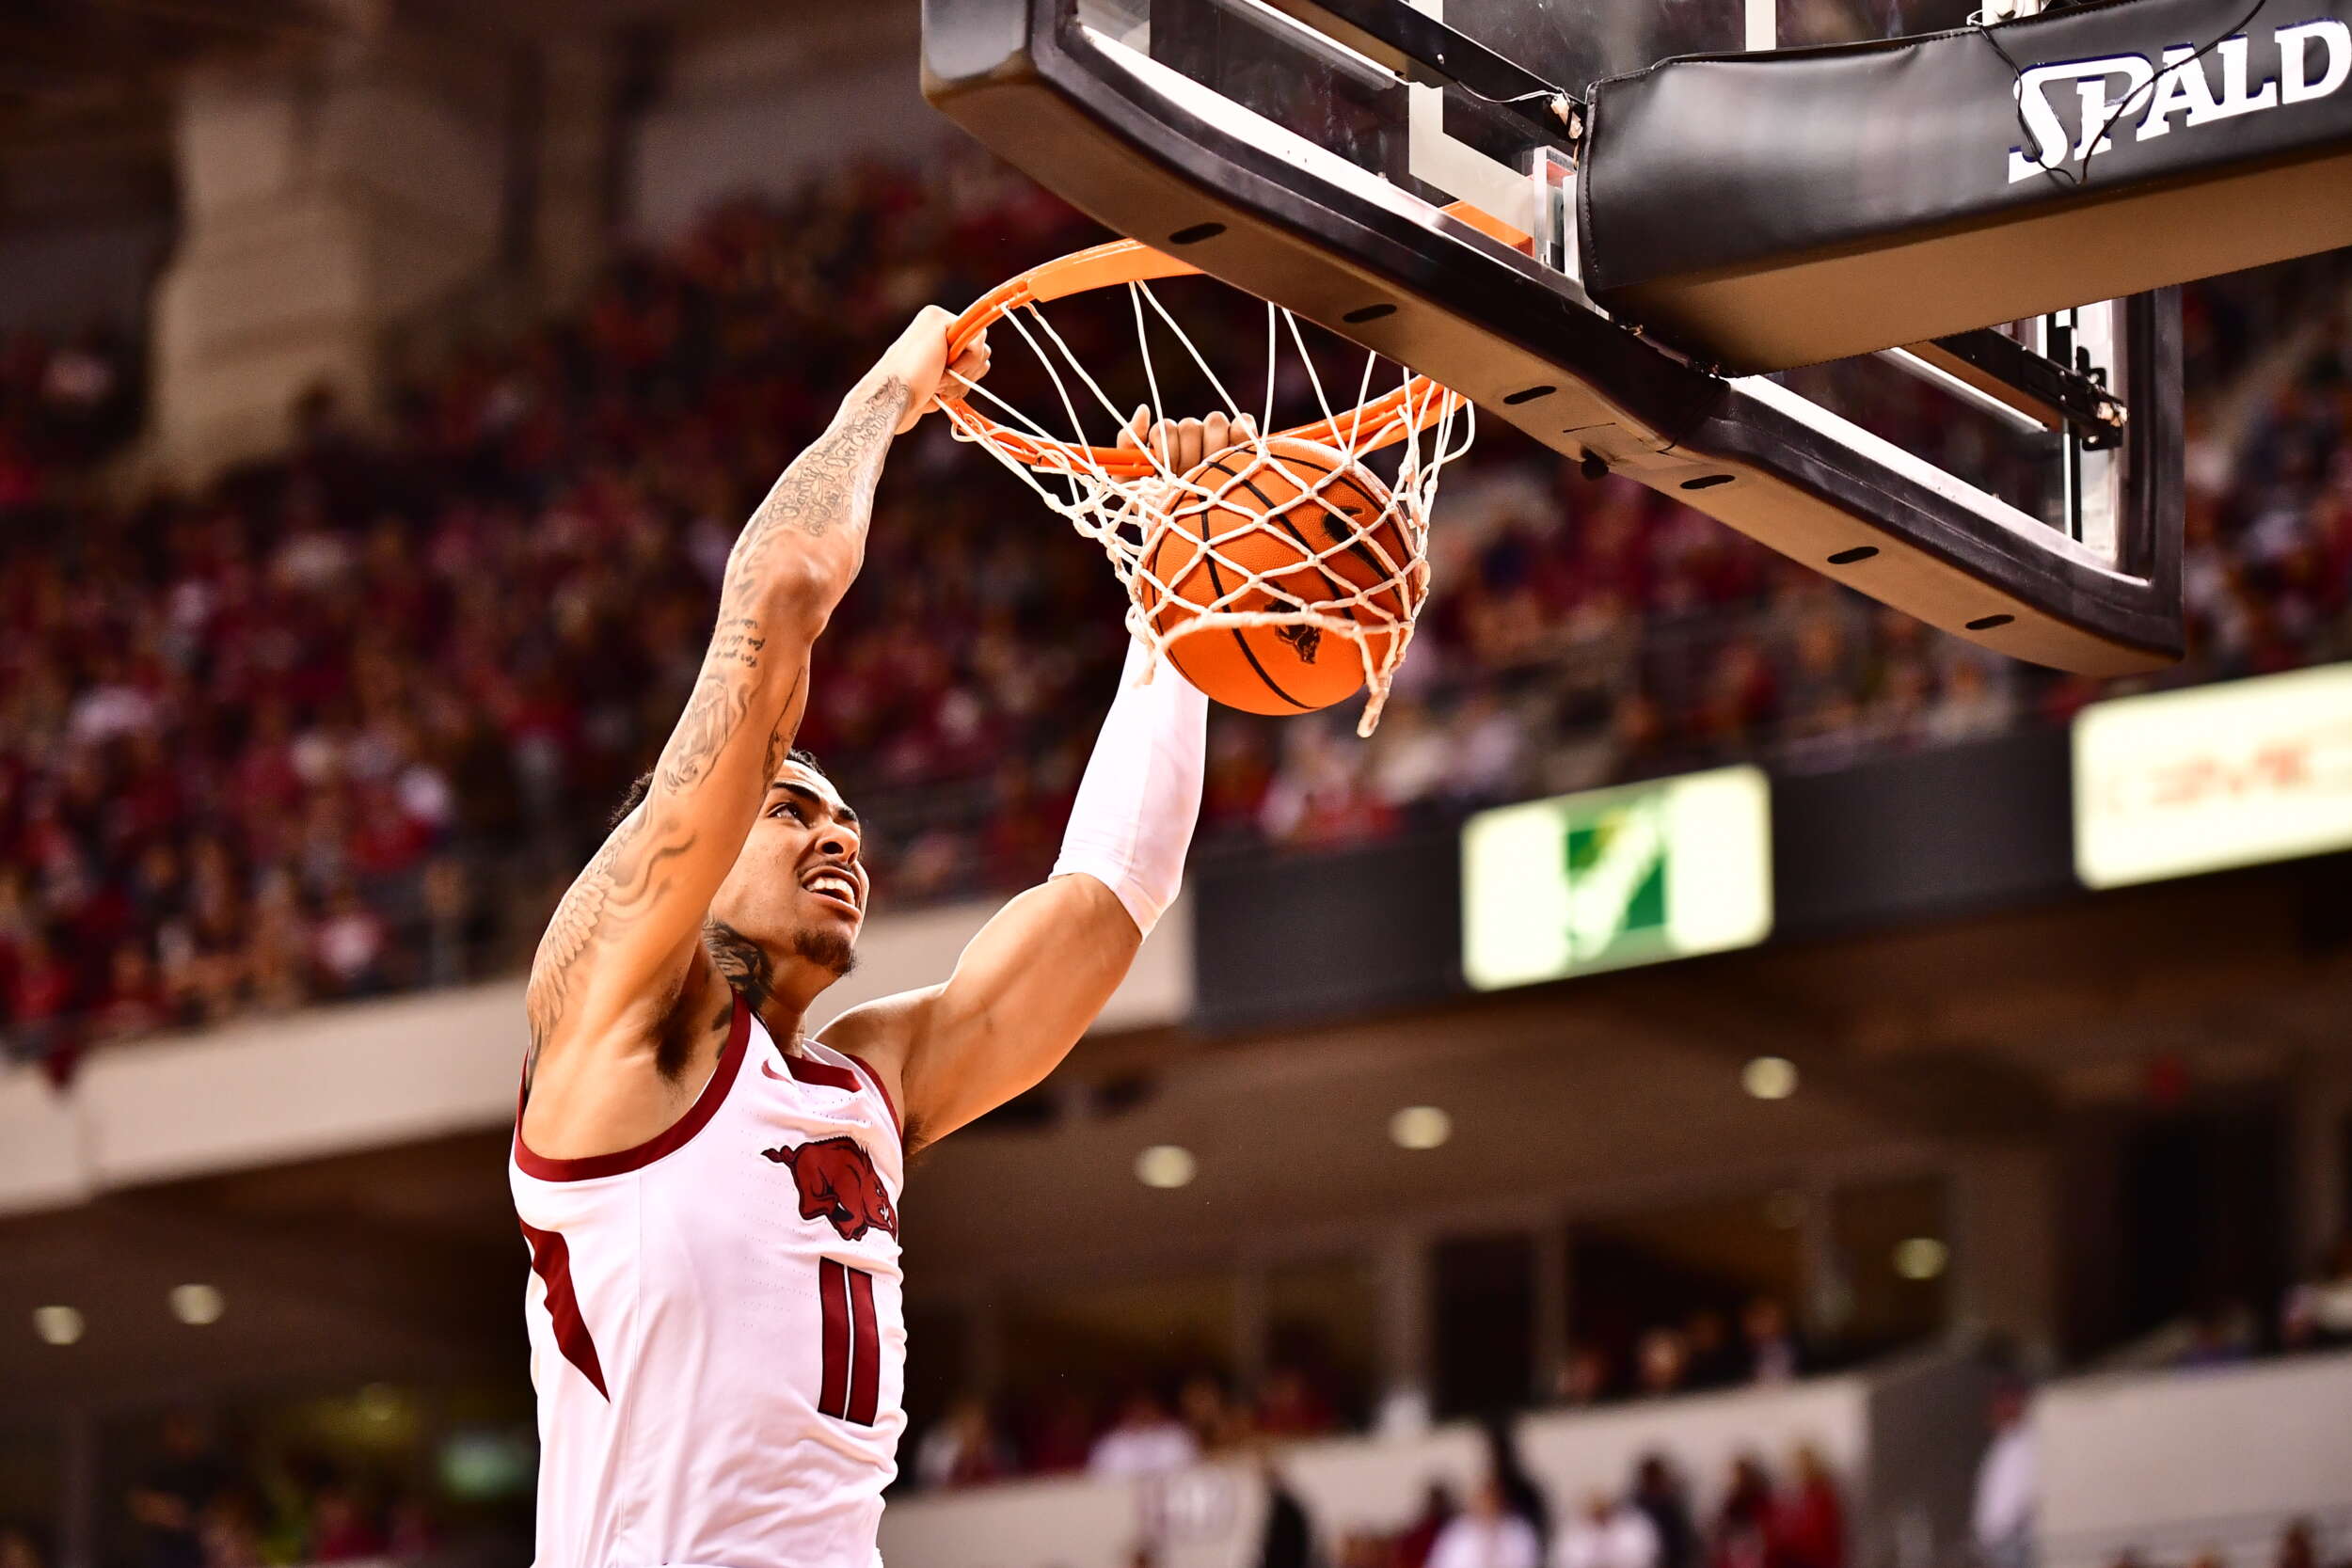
[802,870,861,915]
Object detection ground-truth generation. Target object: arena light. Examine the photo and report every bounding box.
[1893,1237,1949,1280]
[168,1285,225,1326]
[1135,1145,1198,1189]
[1463,766,1772,990]
[32,1306,84,1346]
[1742,1056,1799,1101]
[1389,1106,1453,1150]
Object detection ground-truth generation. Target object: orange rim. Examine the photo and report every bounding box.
[941,238,1462,482]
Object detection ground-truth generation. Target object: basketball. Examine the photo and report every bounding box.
[1141,436,1420,716]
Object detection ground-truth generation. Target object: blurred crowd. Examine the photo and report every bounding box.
[914,1364,1346,1490]
[910,1295,1815,1494]
[0,154,1125,1077]
[1,142,2348,1074]
[2101,1228,2352,1373]
[2089,1518,2352,1568]
[120,1432,432,1568]
[1549,1300,1808,1409]
[1289,1423,1844,1568]
[0,1410,455,1568]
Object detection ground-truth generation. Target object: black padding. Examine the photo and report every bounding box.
[1581,0,2352,371]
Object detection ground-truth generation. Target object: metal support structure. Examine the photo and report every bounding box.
[1375,1229,1433,1404]
[1232,1266,1271,1394]
[1530,1220,1570,1402]
[1878,347,2059,436]
[1798,1178,1850,1340]
[1899,326,2128,441]
[1255,0,1580,133]
[58,1406,97,1568]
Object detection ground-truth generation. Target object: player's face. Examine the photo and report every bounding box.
[708,762,869,978]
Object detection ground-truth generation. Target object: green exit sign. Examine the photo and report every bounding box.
[1461,766,1773,990]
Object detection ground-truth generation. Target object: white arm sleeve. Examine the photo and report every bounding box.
[1050,637,1209,937]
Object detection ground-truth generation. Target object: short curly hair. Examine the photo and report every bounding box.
[610,747,829,829]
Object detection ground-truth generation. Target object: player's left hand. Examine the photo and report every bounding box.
[1119,408,1260,525]
[1118,406,1259,473]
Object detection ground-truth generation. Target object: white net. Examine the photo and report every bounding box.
[942,272,1474,736]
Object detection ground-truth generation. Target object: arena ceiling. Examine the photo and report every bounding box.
[0,0,902,229]
[0,1,334,125]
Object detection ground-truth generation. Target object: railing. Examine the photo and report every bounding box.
[2036,1352,2352,1562]
[881,1374,1880,1568]
[2043,1507,2352,1568]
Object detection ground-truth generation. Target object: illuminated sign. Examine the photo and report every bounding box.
[2073,662,2352,889]
[1462,767,1773,991]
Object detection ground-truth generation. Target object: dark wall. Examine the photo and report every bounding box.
[2058,1094,2294,1357]
[1193,727,2079,1033]
[1772,728,2074,938]
[1192,829,1462,1034]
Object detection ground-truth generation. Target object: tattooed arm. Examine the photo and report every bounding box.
[519,307,987,1157]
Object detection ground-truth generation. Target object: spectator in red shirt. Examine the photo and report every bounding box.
[1769,1447,1844,1568]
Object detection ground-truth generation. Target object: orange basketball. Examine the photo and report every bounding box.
[1142,437,1419,716]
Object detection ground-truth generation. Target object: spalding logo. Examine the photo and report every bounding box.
[2010,23,2349,183]
[762,1136,898,1241]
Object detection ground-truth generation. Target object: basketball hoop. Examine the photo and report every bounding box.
[939,239,1475,736]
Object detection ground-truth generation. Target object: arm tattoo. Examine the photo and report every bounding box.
[524,378,896,1072]
[711,616,765,670]
[651,379,897,798]
[658,664,756,793]
[724,377,903,601]
[525,811,699,1085]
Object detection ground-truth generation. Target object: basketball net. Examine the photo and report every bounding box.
[940,246,1474,736]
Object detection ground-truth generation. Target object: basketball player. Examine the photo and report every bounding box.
[511,307,1245,1568]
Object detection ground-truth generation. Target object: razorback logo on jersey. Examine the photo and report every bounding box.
[762,1136,898,1241]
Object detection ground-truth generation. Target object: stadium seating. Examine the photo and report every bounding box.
[0,154,2346,1080]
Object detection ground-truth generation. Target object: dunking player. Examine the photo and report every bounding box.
[510,309,1241,1567]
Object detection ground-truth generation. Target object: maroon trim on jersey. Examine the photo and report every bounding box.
[838,1051,903,1147]
[817,1258,851,1418]
[512,995,752,1181]
[766,1049,858,1094]
[847,1264,882,1426]
[519,1220,609,1400]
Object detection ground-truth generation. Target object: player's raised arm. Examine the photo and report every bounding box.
[523,308,988,1115]
[827,414,1242,1151]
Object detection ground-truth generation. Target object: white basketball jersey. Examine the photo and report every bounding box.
[511,994,906,1568]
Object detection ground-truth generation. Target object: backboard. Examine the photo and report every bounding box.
[921,0,2184,673]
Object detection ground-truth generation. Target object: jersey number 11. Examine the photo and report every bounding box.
[817,1258,881,1426]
